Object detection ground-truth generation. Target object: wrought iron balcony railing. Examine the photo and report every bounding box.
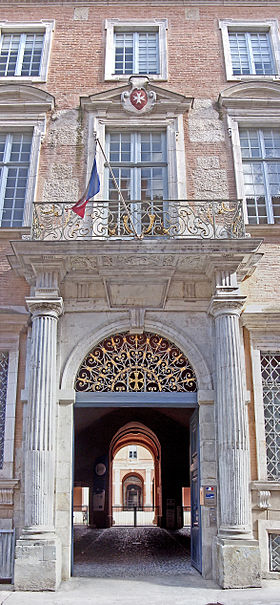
[31,199,246,241]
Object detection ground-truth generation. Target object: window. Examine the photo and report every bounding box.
[240,128,280,224]
[0,132,32,227]
[0,85,54,229]
[269,533,280,571]
[104,19,168,81]
[0,33,44,77]
[114,31,159,75]
[106,131,168,201]
[0,21,54,82]
[219,20,280,80]
[229,32,274,76]
[260,352,280,480]
[128,446,137,460]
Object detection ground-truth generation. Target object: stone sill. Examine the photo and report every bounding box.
[247,224,280,239]
[0,228,30,240]
[251,481,280,491]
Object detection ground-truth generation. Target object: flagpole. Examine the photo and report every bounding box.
[94,133,141,240]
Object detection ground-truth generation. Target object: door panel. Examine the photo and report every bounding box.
[190,408,202,572]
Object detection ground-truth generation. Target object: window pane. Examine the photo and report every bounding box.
[262,129,280,158]
[108,167,131,201]
[138,32,159,74]
[140,133,164,162]
[251,33,274,75]
[0,34,20,76]
[115,33,133,74]
[141,167,165,200]
[240,129,262,159]
[21,34,44,77]
[229,33,250,75]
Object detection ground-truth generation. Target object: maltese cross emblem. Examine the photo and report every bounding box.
[121,77,156,114]
[130,88,148,110]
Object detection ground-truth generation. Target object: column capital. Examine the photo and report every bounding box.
[26,297,64,319]
[208,295,246,319]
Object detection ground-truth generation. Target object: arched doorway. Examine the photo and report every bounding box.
[124,476,143,507]
[110,423,160,526]
[73,331,200,571]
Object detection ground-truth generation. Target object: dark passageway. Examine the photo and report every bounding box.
[73,526,197,578]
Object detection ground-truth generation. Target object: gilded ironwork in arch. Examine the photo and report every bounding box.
[75,332,197,393]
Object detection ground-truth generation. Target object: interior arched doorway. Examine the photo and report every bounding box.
[110,422,161,526]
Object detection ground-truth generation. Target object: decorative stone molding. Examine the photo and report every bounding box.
[121,77,156,114]
[219,81,280,113]
[258,491,272,510]
[129,308,145,334]
[0,479,19,505]
[208,295,246,319]
[26,297,64,319]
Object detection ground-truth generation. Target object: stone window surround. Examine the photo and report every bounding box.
[104,19,168,81]
[89,114,187,201]
[258,520,280,578]
[219,19,280,82]
[0,337,19,481]
[0,116,45,227]
[227,112,280,224]
[0,85,54,227]
[0,20,55,83]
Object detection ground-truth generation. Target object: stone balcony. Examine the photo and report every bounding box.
[31,199,246,241]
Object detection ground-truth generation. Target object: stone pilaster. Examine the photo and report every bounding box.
[209,294,261,588]
[14,297,63,591]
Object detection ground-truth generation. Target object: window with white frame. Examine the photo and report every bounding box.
[106,130,168,201]
[104,19,168,80]
[0,132,32,227]
[114,31,159,75]
[260,352,280,480]
[219,20,280,80]
[239,127,280,224]
[0,21,54,81]
[128,446,137,460]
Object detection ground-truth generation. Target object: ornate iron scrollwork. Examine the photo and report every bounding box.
[75,332,197,393]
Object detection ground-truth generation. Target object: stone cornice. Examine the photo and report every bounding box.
[26,297,64,319]
[208,295,246,318]
[2,0,280,5]
[0,306,29,331]
[241,311,280,330]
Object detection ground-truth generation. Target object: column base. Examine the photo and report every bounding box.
[216,537,261,588]
[14,532,62,591]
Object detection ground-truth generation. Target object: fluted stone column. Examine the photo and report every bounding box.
[210,295,261,588]
[14,297,63,591]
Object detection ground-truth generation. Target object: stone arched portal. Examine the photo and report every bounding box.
[73,331,198,531]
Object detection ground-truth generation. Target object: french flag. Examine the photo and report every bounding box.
[71,156,100,218]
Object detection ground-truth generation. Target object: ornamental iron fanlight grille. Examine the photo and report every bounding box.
[75,332,197,393]
[261,352,280,481]
[269,533,280,571]
[0,352,9,469]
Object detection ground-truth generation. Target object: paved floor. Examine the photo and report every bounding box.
[1,527,280,604]
[73,526,195,577]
